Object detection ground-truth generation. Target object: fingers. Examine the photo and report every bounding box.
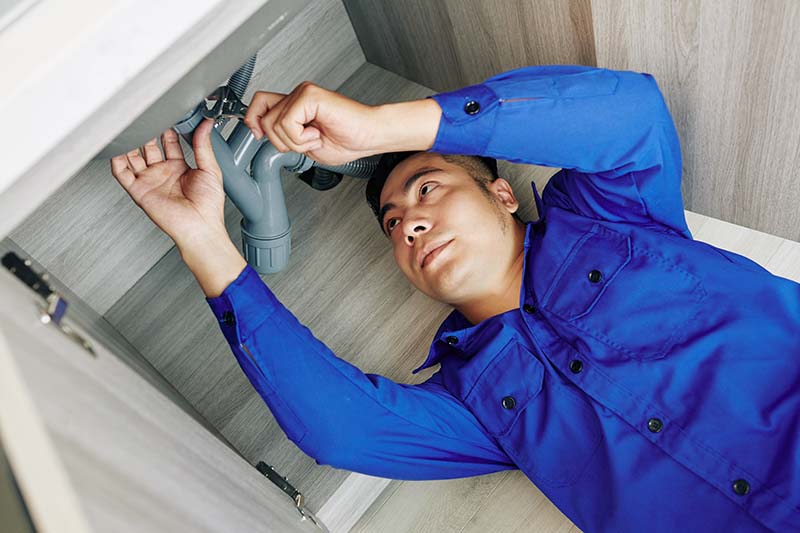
[125,147,147,173]
[112,128,183,194]
[273,100,323,149]
[245,90,285,140]
[274,121,323,153]
[142,138,163,165]
[192,118,223,180]
[249,83,327,154]
[162,128,184,160]
[110,155,136,191]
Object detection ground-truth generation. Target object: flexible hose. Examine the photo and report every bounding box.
[314,155,381,179]
[228,54,257,99]
[215,54,258,131]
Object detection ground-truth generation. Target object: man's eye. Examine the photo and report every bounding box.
[387,182,437,234]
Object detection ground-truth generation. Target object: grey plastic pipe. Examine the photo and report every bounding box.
[173,103,380,274]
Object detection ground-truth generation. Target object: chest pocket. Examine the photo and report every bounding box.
[462,339,602,489]
[539,223,707,361]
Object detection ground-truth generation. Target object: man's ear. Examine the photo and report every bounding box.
[490,178,520,214]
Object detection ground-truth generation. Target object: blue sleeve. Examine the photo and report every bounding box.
[428,64,692,238]
[205,264,516,480]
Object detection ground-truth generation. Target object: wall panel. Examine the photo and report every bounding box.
[344,0,800,241]
[592,0,800,241]
[342,0,596,91]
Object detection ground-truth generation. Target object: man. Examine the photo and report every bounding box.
[111,65,799,532]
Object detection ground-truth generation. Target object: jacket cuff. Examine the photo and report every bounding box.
[205,263,280,344]
[428,83,498,154]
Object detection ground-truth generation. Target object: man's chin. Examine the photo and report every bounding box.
[421,273,467,304]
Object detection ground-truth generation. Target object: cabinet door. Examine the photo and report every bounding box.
[0,266,324,533]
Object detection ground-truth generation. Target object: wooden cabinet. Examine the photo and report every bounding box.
[0,1,331,530]
[0,258,325,532]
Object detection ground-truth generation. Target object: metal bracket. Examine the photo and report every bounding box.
[1,252,95,357]
[256,461,327,531]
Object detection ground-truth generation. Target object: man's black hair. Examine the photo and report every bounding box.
[365,151,522,234]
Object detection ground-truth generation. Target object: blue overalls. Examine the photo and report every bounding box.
[207,65,799,532]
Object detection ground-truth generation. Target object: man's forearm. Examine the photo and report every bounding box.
[374,98,442,153]
[178,232,248,298]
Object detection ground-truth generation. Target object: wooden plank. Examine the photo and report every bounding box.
[350,470,512,533]
[342,0,595,91]
[0,304,92,533]
[764,238,800,282]
[592,0,800,241]
[0,238,237,451]
[0,267,320,533]
[691,216,785,267]
[316,473,392,533]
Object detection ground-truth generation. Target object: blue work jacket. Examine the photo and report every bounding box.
[206,65,800,532]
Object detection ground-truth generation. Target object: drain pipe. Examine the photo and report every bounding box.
[245,137,379,273]
[173,104,380,274]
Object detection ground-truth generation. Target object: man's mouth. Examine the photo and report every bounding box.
[421,239,453,269]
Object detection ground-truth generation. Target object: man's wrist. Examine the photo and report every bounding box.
[373,98,442,153]
[177,231,248,298]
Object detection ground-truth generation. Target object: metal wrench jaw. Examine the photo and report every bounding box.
[202,86,249,120]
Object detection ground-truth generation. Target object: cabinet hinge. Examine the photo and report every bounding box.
[2,251,95,357]
[256,461,327,531]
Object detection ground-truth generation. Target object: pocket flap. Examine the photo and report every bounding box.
[541,223,631,320]
[462,339,545,436]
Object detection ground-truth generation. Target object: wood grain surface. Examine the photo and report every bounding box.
[344,0,800,241]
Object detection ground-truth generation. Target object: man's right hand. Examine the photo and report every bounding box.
[245,82,381,166]
[244,81,442,166]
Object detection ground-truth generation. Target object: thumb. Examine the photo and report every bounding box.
[193,118,223,179]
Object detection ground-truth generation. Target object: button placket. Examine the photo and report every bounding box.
[534,316,775,523]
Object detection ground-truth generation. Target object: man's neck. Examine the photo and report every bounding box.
[457,221,527,326]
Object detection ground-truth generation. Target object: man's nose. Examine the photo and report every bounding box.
[405,225,426,244]
[401,211,430,245]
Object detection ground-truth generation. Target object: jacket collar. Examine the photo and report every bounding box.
[412,181,544,374]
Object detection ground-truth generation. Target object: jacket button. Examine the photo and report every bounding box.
[569,359,583,373]
[588,269,603,283]
[501,396,516,409]
[522,303,536,314]
[732,479,750,495]
[222,311,236,327]
[647,417,663,433]
[464,100,480,115]
[445,335,459,345]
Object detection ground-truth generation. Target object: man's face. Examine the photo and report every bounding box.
[378,152,520,306]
